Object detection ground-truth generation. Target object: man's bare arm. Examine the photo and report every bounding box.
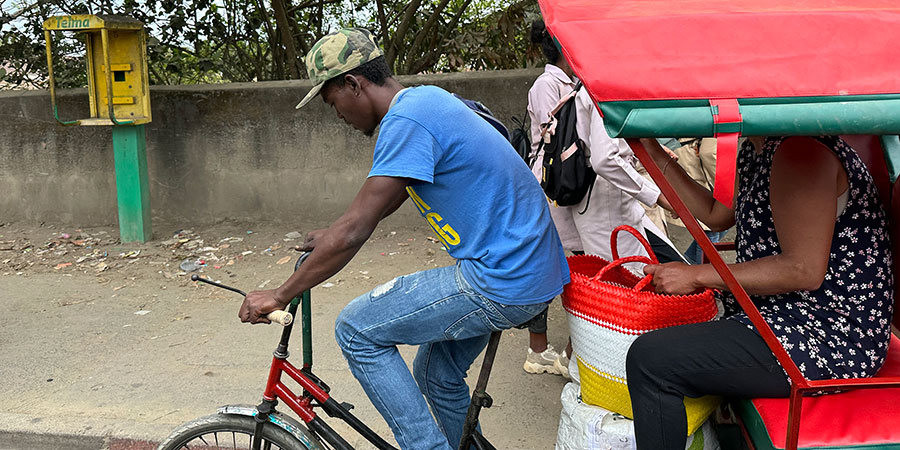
[239,176,411,323]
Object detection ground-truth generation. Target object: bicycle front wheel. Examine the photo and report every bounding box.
[158,413,314,450]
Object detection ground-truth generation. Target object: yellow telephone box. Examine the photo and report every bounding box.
[44,14,153,243]
[43,14,151,125]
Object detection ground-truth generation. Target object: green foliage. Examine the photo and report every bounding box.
[0,0,544,89]
[1,0,90,88]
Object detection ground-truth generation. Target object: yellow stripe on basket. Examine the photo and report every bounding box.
[576,356,721,435]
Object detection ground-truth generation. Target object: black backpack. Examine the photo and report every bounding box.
[538,81,596,209]
[508,115,530,162]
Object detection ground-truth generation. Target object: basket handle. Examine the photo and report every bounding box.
[592,255,655,291]
[611,225,659,264]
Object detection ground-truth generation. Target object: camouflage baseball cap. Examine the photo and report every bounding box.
[295,27,384,109]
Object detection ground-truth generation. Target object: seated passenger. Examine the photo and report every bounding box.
[627,136,894,449]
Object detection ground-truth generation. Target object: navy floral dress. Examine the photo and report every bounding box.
[722,136,894,381]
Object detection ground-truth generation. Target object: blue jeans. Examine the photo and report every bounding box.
[684,229,729,265]
[334,264,548,450]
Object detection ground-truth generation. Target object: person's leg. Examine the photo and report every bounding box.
[528,309,549,352]
[524,308,560,374]
[412,301,547,447]
[335,264,545,449]
[626,320,790,450]
[684,240,703,265]
[413,335,489,448]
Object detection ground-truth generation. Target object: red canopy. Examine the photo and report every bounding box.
[538,0,900,103]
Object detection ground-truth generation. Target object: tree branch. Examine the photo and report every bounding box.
[272,0,300,78]
[408,0,472,74]
[253,0,283,78]
[1,0,53,25]
[387,0,421,71]
[286,0,340,12]
[405,0,451,71]
[374,0,389,45]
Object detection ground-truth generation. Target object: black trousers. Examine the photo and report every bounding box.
[626,319,791,449]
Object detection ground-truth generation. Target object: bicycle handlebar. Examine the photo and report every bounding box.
[190,274,294,326]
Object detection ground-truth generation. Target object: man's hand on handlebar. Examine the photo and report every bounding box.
[294,228,327,252]
[240,289,288,324]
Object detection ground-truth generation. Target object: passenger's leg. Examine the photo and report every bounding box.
[626,320,790,450]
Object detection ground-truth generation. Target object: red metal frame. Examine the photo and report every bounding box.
[262,356,331,424]
[626,138,900,450]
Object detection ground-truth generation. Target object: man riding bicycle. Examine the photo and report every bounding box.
[239,27,569,450]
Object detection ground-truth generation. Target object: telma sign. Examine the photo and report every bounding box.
[54,16,91,29]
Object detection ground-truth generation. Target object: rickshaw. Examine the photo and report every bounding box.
[537,1,900,449]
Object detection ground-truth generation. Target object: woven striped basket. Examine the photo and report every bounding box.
[562,225,721,435]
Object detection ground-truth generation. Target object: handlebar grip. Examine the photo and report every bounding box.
[267,309,293,326]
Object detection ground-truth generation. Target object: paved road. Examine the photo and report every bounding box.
[2,222,602,450]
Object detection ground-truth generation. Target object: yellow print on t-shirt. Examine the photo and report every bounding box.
[407,186,461,247]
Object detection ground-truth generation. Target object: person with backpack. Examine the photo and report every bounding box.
[523,20,581,378]
[238,27,568,450]
[526,20,679,378]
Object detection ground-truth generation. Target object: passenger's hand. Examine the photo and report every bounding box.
[643,262,699,295]
[296,228,327,252]
[239,289,287,324]
[663,146,678,161]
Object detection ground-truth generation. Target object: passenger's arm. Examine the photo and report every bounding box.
[638,137,736,231]
[239,176,411,323]
[644,137,842,296]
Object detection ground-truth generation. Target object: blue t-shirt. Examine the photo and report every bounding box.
[369,86,569,305]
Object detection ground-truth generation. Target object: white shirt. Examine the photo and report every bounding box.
[525,65,662,259]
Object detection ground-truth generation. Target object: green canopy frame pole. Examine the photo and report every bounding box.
[112,124,152,243]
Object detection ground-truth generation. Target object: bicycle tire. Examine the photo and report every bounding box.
[157,413,314,450]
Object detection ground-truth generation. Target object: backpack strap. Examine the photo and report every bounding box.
[539,81,585,144]
[453,93,510,140]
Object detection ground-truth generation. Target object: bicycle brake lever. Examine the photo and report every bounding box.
[191,274,247,297]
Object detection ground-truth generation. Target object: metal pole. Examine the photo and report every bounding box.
[111,124,152,242]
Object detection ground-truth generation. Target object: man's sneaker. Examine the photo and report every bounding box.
[553,350,571,379]
[523,345,560,374]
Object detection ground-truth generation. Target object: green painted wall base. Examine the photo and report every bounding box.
[112,125,151,243]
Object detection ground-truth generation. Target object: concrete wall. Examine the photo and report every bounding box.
[0,68,541,230]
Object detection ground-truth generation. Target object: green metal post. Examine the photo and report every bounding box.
[111,124,151,243]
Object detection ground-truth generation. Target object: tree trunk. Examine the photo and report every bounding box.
[388,0,422,73]
[254,0,283,79]
[272,0,300,78]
